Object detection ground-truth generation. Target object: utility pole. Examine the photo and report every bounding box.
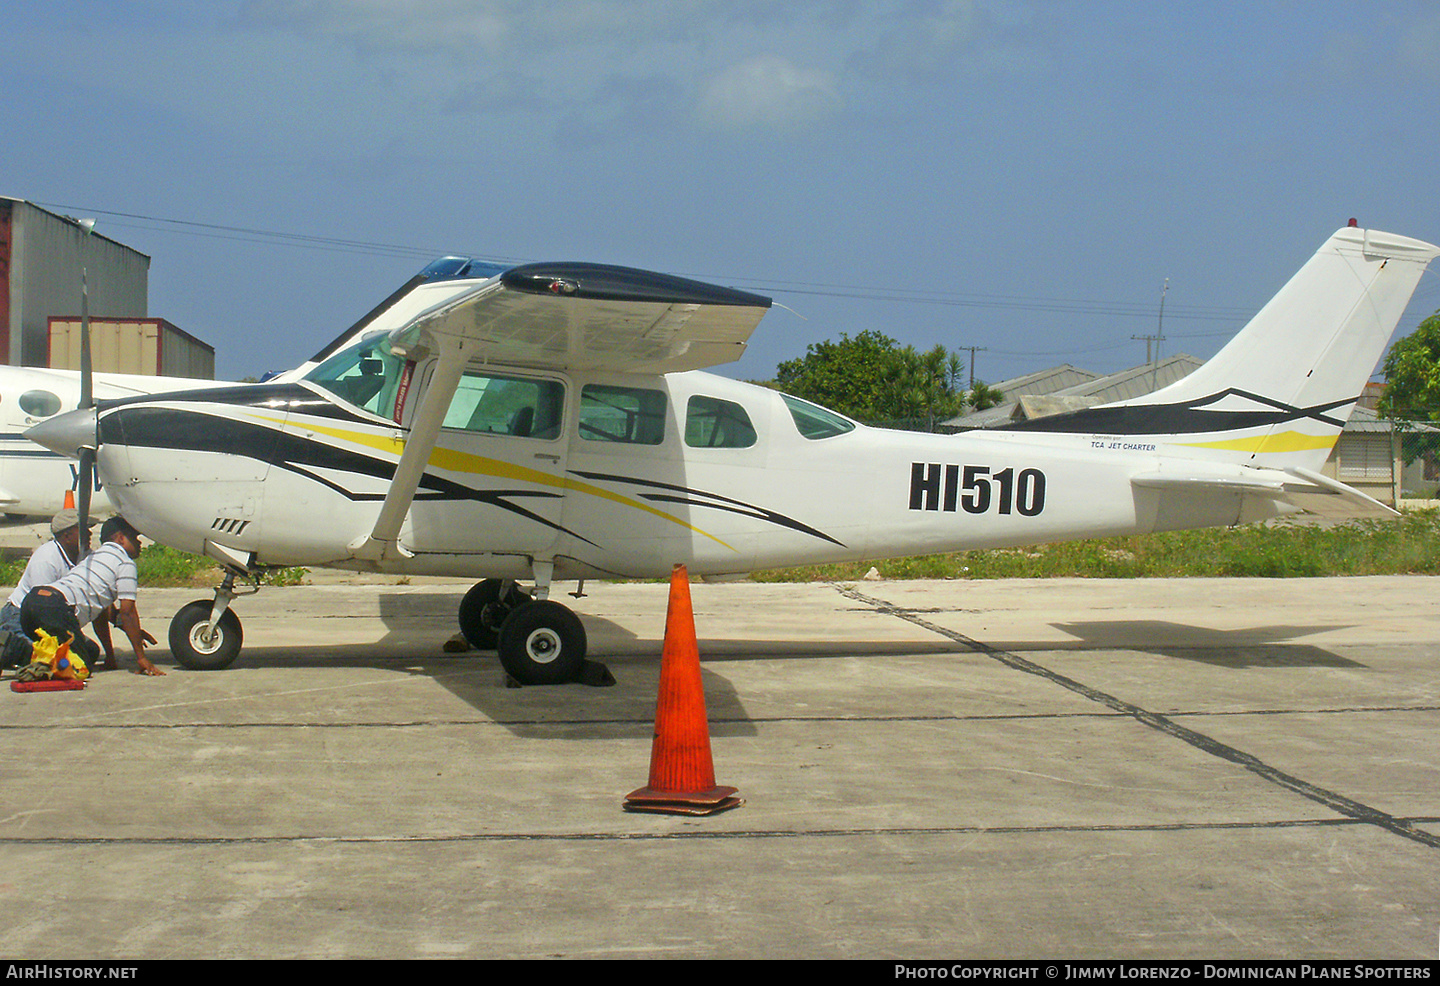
[1131,332,1160,364]
[1132,279,1170,393]
[1131,278,1169,367]
[958,345,987,389]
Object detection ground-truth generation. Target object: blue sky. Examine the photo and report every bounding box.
[6,1,1439,385]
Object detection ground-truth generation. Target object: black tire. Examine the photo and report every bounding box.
[168,600,243,671]
[497,600,587,685]
[457,579,528,650]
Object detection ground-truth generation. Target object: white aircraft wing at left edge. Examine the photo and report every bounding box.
[0,365,231,517]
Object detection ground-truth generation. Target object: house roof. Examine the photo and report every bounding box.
[946,355,1204,428]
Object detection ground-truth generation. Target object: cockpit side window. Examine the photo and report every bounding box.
[441,372,564,439]
[579,385,666,445]
[781,394,856,440]
[305,335,408,418]
[685,396,757,448]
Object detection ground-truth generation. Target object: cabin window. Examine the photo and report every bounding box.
[305,335,409,418]
[685,396,757,448]
[781,394,856,440]
[579,385,666,445]
[442,372,564,439]
[19,390,63,418]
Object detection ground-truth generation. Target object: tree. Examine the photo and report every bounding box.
[773,330,908,422]
[773,332,979,429]
[1377,311,1440,468]
[967,380,1005,411]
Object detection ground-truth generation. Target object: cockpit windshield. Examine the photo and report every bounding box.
[305,334,408,419]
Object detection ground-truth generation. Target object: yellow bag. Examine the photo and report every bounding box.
[31,629,88,681]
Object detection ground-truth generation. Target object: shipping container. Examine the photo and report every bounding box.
[47,317,215,379]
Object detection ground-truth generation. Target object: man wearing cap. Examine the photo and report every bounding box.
[0,508,90,668]
[20,515,163,677]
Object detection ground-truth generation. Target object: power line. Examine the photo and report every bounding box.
[33,200,1263,325]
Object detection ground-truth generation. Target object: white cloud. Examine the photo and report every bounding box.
[696,54,841,130]
[237,1,1041,136]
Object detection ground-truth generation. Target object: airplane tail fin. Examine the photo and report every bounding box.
[1007,226,1440,471]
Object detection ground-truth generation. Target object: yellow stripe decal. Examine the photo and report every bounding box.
[1177,430,1340,454]
[260,416,735,551]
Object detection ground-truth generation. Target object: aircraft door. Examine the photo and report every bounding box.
[401,362,572,564]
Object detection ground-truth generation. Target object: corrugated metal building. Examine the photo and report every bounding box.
[946,364,1103,429]
[945,355,1204,428]
[0,198,149,366]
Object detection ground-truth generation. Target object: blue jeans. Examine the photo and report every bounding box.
[0,601,34,667]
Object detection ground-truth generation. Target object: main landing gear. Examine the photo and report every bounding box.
[457,577,592,686]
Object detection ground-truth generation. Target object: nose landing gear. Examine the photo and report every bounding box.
[167,570,256,671]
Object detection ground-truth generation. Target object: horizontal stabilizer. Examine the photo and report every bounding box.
[1131,467,1398,521]
[1131,473,1285,496]
[1278,466,1399,520]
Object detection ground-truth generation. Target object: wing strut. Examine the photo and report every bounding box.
[348,335,471,564]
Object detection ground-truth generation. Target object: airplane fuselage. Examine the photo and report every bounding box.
[92,365,1287,582]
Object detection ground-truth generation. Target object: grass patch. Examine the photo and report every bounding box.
[135,547,308,587]
[751,510,1440,582]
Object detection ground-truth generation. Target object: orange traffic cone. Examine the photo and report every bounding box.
[624,565,743,816]
[63,490,75,509]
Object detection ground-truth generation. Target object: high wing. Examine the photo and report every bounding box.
[386,262,773,374]
[349,262,773,563]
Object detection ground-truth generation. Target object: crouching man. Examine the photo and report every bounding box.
[21,515,162,676]
[0,507,90,668]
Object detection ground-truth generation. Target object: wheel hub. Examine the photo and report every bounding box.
[524,628,562,664]
[189,624,225,655]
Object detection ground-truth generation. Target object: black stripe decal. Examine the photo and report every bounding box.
[570,470,845,547]
[107,406,600,548]
[997,389,1354,436]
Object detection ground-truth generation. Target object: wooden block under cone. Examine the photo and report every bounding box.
[623,564,742,816]
[623,785,743,816]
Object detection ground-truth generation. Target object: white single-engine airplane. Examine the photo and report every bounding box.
[25,225,1440,684]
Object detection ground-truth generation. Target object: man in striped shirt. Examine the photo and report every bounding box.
[20,515,163,677]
